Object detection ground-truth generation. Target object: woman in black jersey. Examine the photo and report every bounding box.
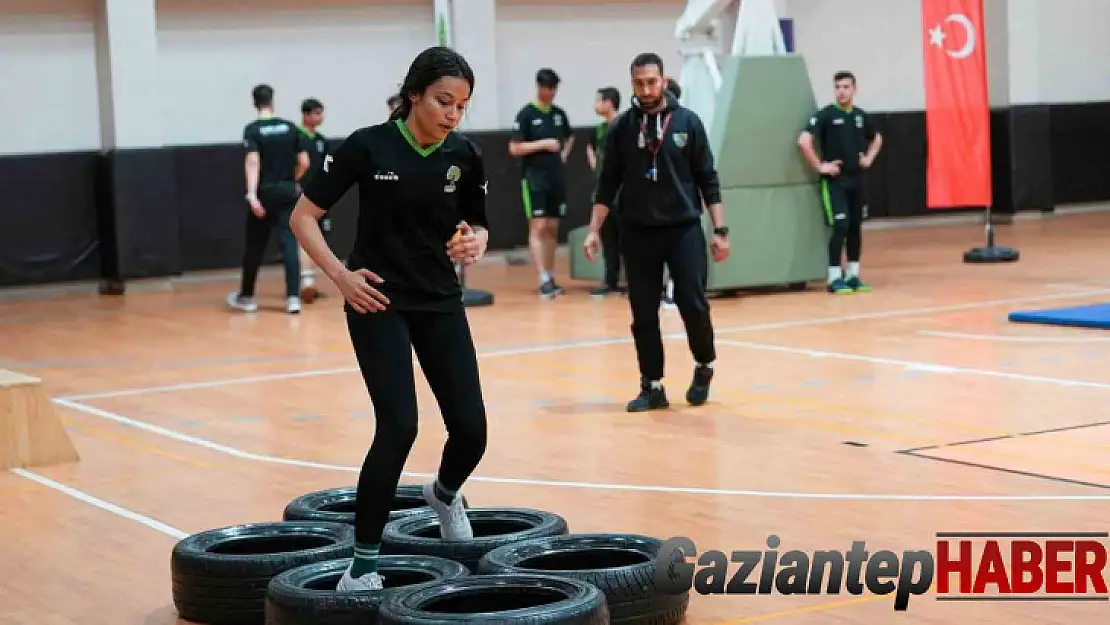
[289,46,489,593]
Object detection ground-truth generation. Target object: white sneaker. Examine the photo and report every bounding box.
[286,296,301,314]
[422,482,472,541]
[336,566,384,592]
[227,291,258,312]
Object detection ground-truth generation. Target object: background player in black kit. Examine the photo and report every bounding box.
[798,71,883,294]
[509,68,574,298]
[228,84,311,315]
[289,46,489,593]
[296,98,330,302]
[586,86,624,297]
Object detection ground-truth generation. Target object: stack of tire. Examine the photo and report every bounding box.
[170,484,689,625]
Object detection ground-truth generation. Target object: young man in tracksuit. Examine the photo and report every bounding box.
[584,53,730,412]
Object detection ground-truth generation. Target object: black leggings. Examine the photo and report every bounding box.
[823,179,865,267]
[239,199,300,298]
[346,305,488,546]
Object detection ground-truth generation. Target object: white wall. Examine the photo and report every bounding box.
[786,0,1110,110]
[1026,0,1110,104]
[494,0,685,128]
[787,0,925,111]
[155,0,433,146]
[0,0,102,155]
[4,0,1110,156]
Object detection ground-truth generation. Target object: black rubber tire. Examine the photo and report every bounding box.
[377,573,609,625]
[380,508,569,572]
[477,533,688,625]
[171,521,354,625]
[282,485,470,526]
[265,555,470,625]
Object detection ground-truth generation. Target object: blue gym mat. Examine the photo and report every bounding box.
[1008,302,1110,329]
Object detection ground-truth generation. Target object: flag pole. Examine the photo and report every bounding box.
[962,202,1020,263]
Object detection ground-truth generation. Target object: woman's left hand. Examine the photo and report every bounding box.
[446,221,487,266]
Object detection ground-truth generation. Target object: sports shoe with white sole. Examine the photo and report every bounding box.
[286,296,302,314]
[336,567,384,592]
[227,292,258,312]
[422,482,472,541]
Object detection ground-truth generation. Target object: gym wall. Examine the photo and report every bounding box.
[1,0,1108,288]
[786,0,1110,217]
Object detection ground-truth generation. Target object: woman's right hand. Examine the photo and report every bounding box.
[335,268,390,313]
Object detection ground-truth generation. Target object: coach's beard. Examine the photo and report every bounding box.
[639,96,664,112]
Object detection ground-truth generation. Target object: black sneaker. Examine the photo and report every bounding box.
[539,279,564,299]
[627,382,669,412]
[686,364,713,406]
[590,284,625,297]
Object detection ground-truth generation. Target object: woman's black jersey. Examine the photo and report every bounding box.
[303,119,489,312]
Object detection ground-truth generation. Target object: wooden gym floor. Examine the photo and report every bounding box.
[3,211,1110,624]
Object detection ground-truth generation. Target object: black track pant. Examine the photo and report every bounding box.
[600,210,622,287]
[822,178,866,267]
[621,220,716,381]
[346,305,488,546]
[239,188,300,298]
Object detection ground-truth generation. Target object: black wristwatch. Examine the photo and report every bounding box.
[713,226,730,237]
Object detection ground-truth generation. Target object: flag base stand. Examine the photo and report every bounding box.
[457,263,494,307]
[963,210,1019,263]
[964,245,1019,263]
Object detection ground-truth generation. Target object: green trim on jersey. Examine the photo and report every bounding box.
[530,101,552,113]
[297,125,317,139]
[394,119,444,157]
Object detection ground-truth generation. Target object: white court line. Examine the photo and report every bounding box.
[919,330,1110,344]
[52,398,1110,501]
[58,338,632,402]
[11,468,188,539]
[717,339,1110,390]
[57,286,1110,402]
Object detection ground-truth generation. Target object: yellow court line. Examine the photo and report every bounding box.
[535,358,934,446]
[60,418,214,469]
[714,592,889,624]
[714,581,940,624]
[0,484,44,497]
[531,358,1110,481]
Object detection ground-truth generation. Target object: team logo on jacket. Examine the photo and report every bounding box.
[444,165,461,193]
[672,132,688,148]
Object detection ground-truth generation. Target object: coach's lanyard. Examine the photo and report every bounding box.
[638,112,672,182]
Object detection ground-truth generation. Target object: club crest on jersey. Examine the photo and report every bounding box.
[672,132,688,148]
[444,165,461,193]
[855,115,864,128]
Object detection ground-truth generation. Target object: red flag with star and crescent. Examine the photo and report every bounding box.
[922,0,992,208]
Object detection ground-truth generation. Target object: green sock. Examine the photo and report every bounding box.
[350,542,379,577]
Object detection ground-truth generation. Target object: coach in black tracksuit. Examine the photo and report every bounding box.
[584,53,730,413]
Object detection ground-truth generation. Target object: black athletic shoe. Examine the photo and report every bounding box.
[686,364,713,406]
[627,383,669,412]
[539,279,563,299]
[590,284,625,297]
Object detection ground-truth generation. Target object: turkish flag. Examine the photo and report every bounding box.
[922,0,992,208]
